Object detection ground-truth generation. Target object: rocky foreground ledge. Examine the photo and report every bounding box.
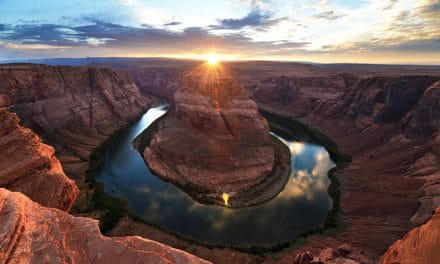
[0,188,209,264]
[141,64,290,207]
[381,207,440,264]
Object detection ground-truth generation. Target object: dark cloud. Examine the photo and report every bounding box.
[391,38,440,52]
[321,37,440,54]
[211,10,286,30]
[164,21,182,26]
[0,24,88,46]
[417,0,440,22]
[312,11,345,20]
[419,0,440,13]
[0,20,308,55]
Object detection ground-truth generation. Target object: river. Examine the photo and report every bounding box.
[96,104,335,246]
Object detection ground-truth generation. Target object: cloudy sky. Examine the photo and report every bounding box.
[0,0,439,64]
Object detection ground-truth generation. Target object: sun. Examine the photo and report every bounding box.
[207,54,220,65]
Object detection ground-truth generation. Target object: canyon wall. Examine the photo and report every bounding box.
[0,63,208,263]
[0,64,150,159]
[125,65,185,98]
[1,61,439,263]
[121,61,440,262]
[0,109,78,211]
[246,71,440,262]
[0,64,152,210]
[382,207,440,264]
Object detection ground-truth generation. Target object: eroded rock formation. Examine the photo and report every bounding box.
[0,188,209,264]
[0,109,78,211]
[0,64,152,210]
[0,101,207,263]
[0,64,149,159]
[245,70,440,262]
[381,207,440,264]
[292,244,369,264]
[1,61,439,263]
[143,63,289,207]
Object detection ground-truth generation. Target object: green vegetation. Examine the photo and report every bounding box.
[83,123,133,234]
[83,104,351,254]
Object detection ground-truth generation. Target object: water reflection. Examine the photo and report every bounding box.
[222,192,229,206]
[97,105,335,246]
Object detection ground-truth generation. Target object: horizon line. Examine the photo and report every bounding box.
[1,56,440,67]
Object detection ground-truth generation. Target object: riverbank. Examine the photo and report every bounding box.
[134,112,292,208]
[81,104,350,258]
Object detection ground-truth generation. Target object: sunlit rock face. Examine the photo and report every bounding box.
[0,64,151,211]
[381,207,440,264]
[0,109,78,211]
[0,188,209,264]
[144,63,288,207]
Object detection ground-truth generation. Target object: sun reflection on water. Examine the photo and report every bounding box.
[222,192,229,206]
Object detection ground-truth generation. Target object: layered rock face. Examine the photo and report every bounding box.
[244,70,440,262]
[126,66,186,98]
[143,64,288,207]
[0,64,149,160]
[381,207,440,264]
[114,61,440,262]
[0,64,151,210]
[406,80,440,136]
[0,188,209,264]
[335,76,439,124]
[0,109,78,211]
[0,94,207,263]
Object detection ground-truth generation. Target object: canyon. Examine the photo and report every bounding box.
[0,65,208,263]
[0,64,151,211]
[0,60,439,263]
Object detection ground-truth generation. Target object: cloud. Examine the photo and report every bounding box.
[0,20,308,57]
[312,10,345,20]
[164,21,182,26]
[0,24,87,47]
[382,0,398,10]
[0,0,438,63]
[315,0,439,56]
[211,10,286,30]
[321,37,440,54]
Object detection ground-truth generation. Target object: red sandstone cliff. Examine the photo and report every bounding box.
[249,72,440,262]
[0,109,78,211]
[0,188,209,264]
[381,207,440,264]
[2,61,439,263]
[123,61,440,262]
[0,64,152,210]
[0,64,150,159]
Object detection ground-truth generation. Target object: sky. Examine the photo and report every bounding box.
[0,0,439,64]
